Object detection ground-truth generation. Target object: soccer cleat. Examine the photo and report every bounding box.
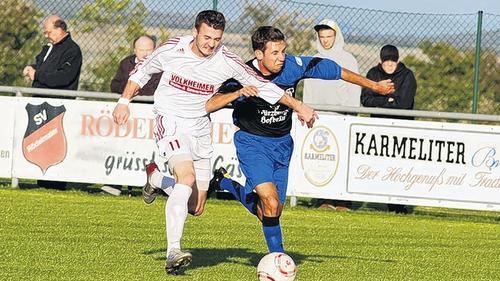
[143,162,160,204]
[208,167,228,196]
[165,248,193,275]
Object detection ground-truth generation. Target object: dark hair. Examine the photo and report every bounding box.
[54,19,67,32]
[195,10,225,31]
[133,35,157,47]
[251,26,285,51]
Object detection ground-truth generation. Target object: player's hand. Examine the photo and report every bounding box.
[237,86,258,97]
[113,104,130,125]
[375,79,395,95]
[297,114,318,128]
[297,103,318,128]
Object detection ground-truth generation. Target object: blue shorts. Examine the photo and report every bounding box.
[234,130,293,203]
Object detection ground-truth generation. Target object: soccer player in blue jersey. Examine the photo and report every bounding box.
[206,26,394,254]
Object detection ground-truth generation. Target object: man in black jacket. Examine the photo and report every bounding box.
[22,15,82,190]
[361,44,417,214]
[361,44,417,119]
[23,15,82,92]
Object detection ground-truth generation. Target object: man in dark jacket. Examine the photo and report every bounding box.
[110,35,161,96]
[22,15,82,190]
[23,15,82,91]
[361,44,417,214]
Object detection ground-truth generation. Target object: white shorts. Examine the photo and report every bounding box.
[155,114,213,184]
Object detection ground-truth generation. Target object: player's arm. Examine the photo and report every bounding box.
[341,68,394,95]
[278,94,318,128]
[223,47,284,104]
[206,85,258,113]
[113,46,165,125]
[112,80,141,125]
[299,56,394,95]
[224,52,316,126]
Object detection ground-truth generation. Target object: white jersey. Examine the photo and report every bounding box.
[129,35,284,119]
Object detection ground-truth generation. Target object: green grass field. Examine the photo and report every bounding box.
[1,187,499,281]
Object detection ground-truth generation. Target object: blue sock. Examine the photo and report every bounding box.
[262,216,284,253]
[160,176,176,196]
[220,178,258,215]
[161,176,175,188]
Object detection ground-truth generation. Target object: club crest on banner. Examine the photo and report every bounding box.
[22,102,67,174]
[300,125,339,186]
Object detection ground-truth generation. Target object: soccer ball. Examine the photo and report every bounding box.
[256,252,297,281]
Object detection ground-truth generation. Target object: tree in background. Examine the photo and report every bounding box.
[238,2,315,56]
[0,0,43,87]
[405,41,499,115]
[74,0,168,92]
[238,2,315,100]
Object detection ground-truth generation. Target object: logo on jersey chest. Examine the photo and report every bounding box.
[169,73,215,95]
[258,105,290,125]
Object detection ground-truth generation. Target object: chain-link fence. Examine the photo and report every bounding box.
[1,0,499,115]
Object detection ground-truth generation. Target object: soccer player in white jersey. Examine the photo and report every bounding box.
[112,10,317,274]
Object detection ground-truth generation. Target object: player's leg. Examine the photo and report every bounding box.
[212,168,259,214]
[164,156,195,274]
[187,158,211,216]
[213,131,275,216]
[255,134,292,253]
[255,182,284,253]
[143,162,176,204]
[157,130,196,273]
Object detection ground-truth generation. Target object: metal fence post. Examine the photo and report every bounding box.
[212,0,218,11]
[472,11,483,114]
[12,178,19,188]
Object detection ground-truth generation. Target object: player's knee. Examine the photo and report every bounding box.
[177,174,196,187]
[261,196,280,214]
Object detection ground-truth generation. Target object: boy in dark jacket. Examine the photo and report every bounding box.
[361,44,417,120]
[361,44,417,213]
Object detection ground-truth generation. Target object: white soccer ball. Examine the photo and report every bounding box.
[256,252,297,281]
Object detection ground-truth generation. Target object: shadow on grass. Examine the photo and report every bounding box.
[0,178,146,197]
[143,247,396,272]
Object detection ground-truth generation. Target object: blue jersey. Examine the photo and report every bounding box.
[221,55,342,137]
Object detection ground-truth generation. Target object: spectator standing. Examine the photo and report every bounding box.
[22,15,82,190]
[303,19,361,211]
[102,35,161,196]
[361,44,417,214]
[23,15,82,92]
[303,19,361,106]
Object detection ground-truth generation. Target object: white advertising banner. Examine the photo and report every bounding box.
[4,95,499,211]
[9,97,239,186]
[290,113,500,211]
[0,97,15,177]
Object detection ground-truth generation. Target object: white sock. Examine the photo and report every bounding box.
[165,183,192,256]
[150,169,163,189]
